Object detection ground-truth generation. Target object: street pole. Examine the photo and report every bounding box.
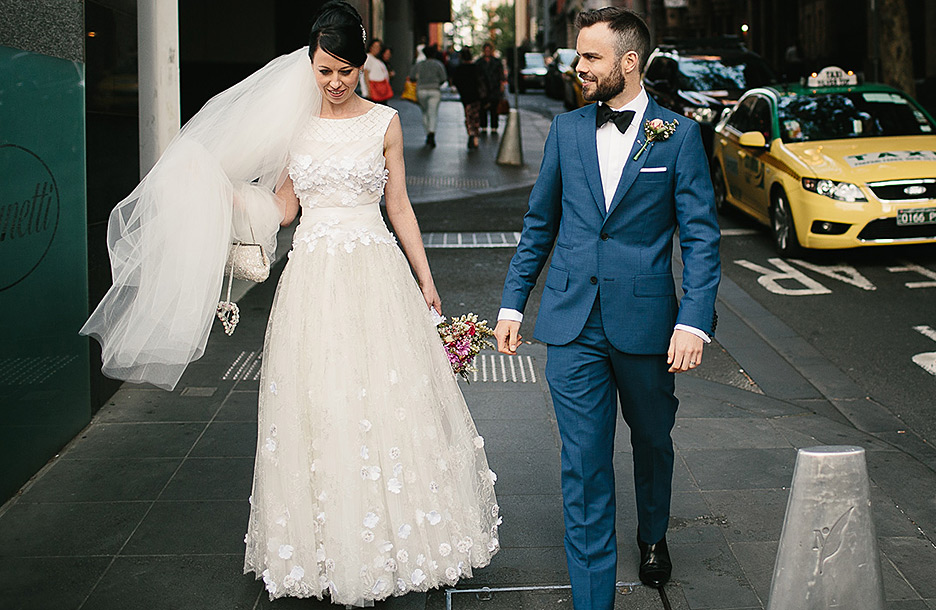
[497,0,524,166]
[137,0,181,178]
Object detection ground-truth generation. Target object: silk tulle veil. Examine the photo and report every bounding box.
[81,47,322,390]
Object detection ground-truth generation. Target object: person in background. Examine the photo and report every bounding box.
[453,48,485,150]
[409,44,448,147]
[380,45,395,79]
[477,42,505,135]
[363,38,393,103]
[445,43,461,83]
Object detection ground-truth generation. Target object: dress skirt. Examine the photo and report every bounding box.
[243,205,500,605]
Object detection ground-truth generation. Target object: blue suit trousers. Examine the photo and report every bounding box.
[545,296,678,610]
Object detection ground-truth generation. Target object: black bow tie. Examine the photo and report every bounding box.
[596,105,635,134]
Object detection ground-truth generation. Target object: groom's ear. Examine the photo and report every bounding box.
[621,49,640,76]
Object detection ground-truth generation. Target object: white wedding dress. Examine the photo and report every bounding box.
[243,103,501,606]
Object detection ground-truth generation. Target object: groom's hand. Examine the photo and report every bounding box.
[667,329,704,373]
[495,320,523,355]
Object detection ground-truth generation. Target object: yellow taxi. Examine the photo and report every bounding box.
[711,66,936,254]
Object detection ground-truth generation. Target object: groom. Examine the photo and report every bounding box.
[495,7,720,609]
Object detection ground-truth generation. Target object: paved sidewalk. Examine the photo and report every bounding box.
[2,96,936,610]
[392,91,551,204]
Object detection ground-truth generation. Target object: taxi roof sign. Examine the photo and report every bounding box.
[806,66,858,87]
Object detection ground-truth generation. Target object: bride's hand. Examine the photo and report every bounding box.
[421,281,442,316]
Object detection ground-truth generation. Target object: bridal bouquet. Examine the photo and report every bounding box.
[433,311,495,381]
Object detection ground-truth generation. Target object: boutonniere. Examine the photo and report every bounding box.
[633,118,679,161]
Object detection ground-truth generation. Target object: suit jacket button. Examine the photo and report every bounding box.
[600,233,609,241]
[590,276,598,284]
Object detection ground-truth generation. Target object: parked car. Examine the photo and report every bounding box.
[561,55,586,110]
[545,48,577,100]
[514,52,547,93]
[711,66,936,254]
[644,38,776,152]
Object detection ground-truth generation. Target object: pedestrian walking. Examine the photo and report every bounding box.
[80,2,500,605]
[477,42,505,134]
[494,7,720,609]
[452,48,485,149]
[379,45,395,79]
[362,38,393,103]
[408,45,447,147]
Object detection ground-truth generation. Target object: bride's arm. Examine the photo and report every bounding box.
[275,176,300,226]
[383,114,442,314]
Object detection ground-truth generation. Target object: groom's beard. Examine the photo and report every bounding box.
[582,60,626,103]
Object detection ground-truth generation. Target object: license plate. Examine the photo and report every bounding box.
[896,207,936,226]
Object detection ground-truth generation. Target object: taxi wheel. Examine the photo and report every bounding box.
[770,190,803,257]
[711,163,728,214]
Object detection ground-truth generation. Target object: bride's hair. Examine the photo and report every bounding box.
[309,1,368,67]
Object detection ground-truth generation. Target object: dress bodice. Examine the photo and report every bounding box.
[287,104,398,257]
[288,104,397,209]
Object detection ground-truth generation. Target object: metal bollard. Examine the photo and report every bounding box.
[767,446,884,610]
[496,108,524,166]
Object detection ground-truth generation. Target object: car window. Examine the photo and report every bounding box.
[524,53,546,68]
[726,96,757,133]
[645,57,669,82]
[777,91,935,142]
[676,55,774,91]
[556,49,577,69]
[750,97,773,141]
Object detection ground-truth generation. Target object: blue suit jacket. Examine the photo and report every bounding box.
[501,98,721,354]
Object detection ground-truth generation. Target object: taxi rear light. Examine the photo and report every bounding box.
[802,178,867,202]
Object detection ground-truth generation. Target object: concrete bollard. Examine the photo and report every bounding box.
[766,446,884,610]
[496,108,523,166]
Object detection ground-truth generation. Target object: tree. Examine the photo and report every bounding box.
[487,3,515,57]
[878,0,915,96]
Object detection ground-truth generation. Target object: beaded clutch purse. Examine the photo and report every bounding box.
[217,241,270,335]
[224,242,270,283]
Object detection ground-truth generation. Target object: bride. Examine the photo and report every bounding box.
[81,2,499,606]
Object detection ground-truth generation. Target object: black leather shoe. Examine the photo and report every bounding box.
[638,536,672,588]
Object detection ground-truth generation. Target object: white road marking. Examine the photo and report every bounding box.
[721,228,759,236]
[789,259,877,291]
[423,232,520,249]
[911,325,936,376]
[735,258,832,295]
[887,262,936,288]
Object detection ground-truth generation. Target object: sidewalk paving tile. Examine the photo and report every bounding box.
[122,500,248,556]
[0,500,146,557]
[94,387,224,423]
[673,418,791,450]
[0,556,112,610]
[483,451,561,496]
[62,422,204,459]
[495,494,564,549]
[700,489,788,543]
[670,540,762,609]
[189,422,258,458]
[16,457,180,503]
[667,491,725,545]
[880,537,936,599]
[768,413,899,452]
[473,417,558,453]
[215,390,261,422]
[680,448,796,491]
[160,457,255,501]
[82,555,259,610]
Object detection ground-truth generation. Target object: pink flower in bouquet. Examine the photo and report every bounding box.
[435,312,495,382]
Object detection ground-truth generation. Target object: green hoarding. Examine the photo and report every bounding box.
[0,45,90,501]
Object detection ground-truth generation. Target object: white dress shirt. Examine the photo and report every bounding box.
[499,88,710,344]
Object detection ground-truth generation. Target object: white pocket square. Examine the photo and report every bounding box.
[640,167,668,173]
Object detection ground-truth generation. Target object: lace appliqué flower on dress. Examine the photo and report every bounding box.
[289,152,390,207]
[291,219,397,257]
